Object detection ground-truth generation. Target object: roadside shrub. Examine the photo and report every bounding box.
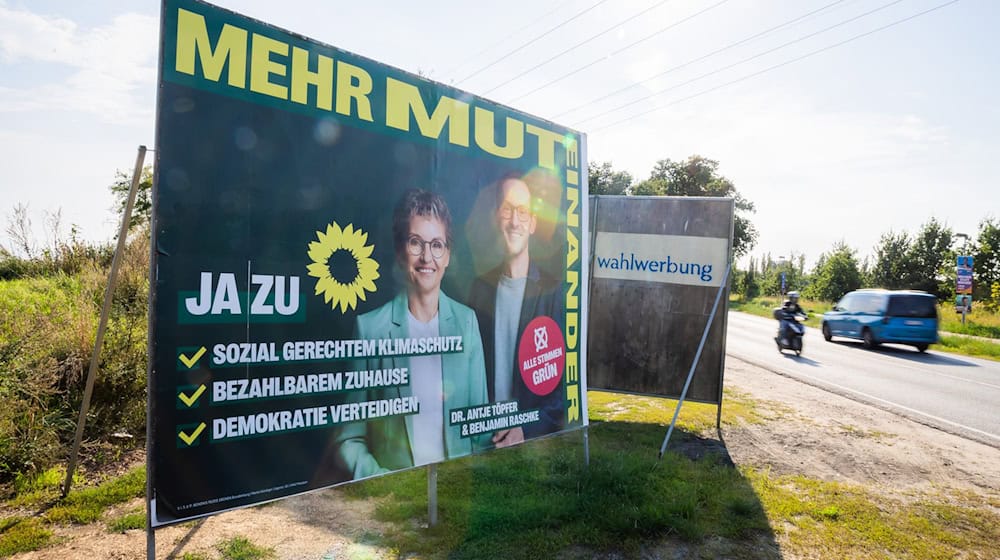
[0,274,90,480]
[0,232,149,483]
[0,238,114,281]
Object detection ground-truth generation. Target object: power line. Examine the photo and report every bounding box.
[552,0,849,120]
[508,0,731,103]
[481,0,677,96]
[436,0,577,80]
[588,0,962,133]
[453,0,613,86]
[577,0,907,126]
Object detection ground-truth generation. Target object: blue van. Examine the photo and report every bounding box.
[821,289,938,352]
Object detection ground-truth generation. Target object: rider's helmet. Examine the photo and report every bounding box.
[787,291,800,304]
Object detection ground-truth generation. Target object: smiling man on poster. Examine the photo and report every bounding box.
[470,172,566,447]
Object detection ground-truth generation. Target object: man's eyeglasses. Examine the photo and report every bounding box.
[406,236,447,259]
[499,204,531,221]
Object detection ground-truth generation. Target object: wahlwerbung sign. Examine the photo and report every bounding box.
[592,232,728,287]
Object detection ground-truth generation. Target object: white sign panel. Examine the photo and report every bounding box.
[593,232,728,287]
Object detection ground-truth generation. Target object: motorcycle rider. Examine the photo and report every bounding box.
[777,291,806,345]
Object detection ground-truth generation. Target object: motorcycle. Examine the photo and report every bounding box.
[773,307,807,356]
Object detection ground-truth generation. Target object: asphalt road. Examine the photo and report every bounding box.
[725,311,1000,448]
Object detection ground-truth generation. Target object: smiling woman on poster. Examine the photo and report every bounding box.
[331,189,490,479]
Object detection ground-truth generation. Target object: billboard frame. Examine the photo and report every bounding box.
[146,0,589,548]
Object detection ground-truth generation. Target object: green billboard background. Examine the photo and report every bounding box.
[151,0,586,525]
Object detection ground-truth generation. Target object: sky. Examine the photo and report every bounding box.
[0,0,996,269]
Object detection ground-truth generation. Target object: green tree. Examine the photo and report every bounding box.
[628,178,667,196]
[588,161,633,195]
[743,262,760,299]
[644,155,758,258]
[807,242,862,302]
[973,217,1000,303]
[759,253,807,296]
[869,230,912,289]
[734,257,760,299]
[648,156,732,196]
[905,217,952,298]
[109,165,154,233]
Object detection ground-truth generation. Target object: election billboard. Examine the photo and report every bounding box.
[150,0,586,526]
[956,255,973,295]
[587,196,732,403]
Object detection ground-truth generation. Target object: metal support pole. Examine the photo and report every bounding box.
[146,521,155,560]
[658,264,731,459]
[63,145,146,497]
[586,196,600,305]
[584,196,598,470]
[428,464,438,526]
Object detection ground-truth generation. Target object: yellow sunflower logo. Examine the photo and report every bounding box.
[307,222,380,313]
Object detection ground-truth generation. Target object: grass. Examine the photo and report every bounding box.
[749,470,1000,559]
[936,334,1000,360]
[44,466,145,524]
[838,424,894,442]
[939,306,1000,338]
[339,390,772,559]
[106,509,145,532]
[343,430,770,558]
[0,517,53,557]
[2,467,267,556]
[8,466,81,508]
[216,535,276,560]
[1,392,997,558]
[588,386,765,430]
[335,390,1000,559]
[0,465,145,555]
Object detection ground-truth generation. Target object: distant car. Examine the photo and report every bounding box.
[821,289,938,353]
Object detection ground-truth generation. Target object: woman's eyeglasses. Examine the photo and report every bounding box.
[406,236,447,259]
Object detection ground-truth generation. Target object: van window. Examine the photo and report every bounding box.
[837,294,855,312]
[857,294,881,314]
[886,295,937,318]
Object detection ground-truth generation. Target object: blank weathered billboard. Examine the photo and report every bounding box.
[587,196,732,403]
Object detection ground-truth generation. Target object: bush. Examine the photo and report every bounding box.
[0,274,90,479]
[0,232,149,483]
[0,239,114,281]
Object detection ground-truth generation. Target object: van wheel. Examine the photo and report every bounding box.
[915,343,928,353]
[862,328,878,349]
[822,323,832,342]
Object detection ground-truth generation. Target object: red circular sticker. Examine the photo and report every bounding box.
[518,316,566,396]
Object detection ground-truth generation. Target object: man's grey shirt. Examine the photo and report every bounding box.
[493,274,526,402]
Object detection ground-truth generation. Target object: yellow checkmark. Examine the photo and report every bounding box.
[178,385,206,407]
[179,347,207,369]
[178,423,206,446]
